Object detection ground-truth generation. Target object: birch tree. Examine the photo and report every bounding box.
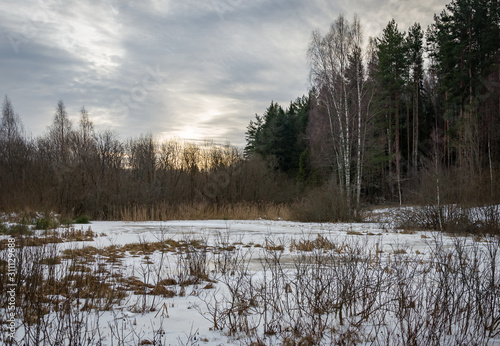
[308,14,369,210]
[407,23,424,176]
[349,15,372,208]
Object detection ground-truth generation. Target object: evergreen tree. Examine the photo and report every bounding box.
[244,97,310,178]
[377,19,409,204]
[428,0,500,171]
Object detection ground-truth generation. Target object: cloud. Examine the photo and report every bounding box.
[1,0,449,147]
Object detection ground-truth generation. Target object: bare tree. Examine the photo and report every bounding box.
[308,14,370,211]
[0,96,36,210]
[1,95,23,146]
[48,99,73,163]
[349,15,373,210]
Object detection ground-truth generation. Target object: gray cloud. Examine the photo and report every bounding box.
[1,0,448,147]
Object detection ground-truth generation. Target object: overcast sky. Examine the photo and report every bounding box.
[1,0,448,147]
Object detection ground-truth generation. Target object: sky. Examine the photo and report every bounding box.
[0,0,449,147]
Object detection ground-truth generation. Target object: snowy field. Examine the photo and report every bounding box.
[84,220,461,343]
[2,216,500,345]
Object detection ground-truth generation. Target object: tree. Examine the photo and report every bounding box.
[68,107,99,214]
[94,130,124,216]
[1,95,23,145]
[48,99,73,163]
[428,0,500,171]
[0,95,31,209]
[406,23,424,175]
[244,98,310,178]
[0,95,25,166]
[244,113,263,158]
[128,134,157,185]
[348,15,373,208]
[308,14,356,208]
[74,106,97,167]
[428,0,500,201]
[78,106,94,144]
[377,19,408,204]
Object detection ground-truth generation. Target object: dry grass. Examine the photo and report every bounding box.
[38,256,62,265]
[149,285,176,297]
[0,227,99,250]
[47,227,98,241]
[290,234,337,252]
[109,202,292,221]
[264,244,285,251]
[159,278,178,286]
[0,235,63,250]
[61,246,99,261]
[118,276,155,292]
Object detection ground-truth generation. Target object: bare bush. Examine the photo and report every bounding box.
[395,204,500,235]
[192,232,500,345]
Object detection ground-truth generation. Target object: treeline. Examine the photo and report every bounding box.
[1,0,499,221]
[0,98,302,220]
[246,0,500,211]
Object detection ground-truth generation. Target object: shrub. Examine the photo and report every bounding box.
[74,215,90,224]
[34,216,59,230]
[291,179,357,222]
[395,204,500,235]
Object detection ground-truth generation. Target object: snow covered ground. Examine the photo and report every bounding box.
[2,216,500,345]
[65,220,404,345]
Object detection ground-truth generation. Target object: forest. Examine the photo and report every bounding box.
[1,0,499,222]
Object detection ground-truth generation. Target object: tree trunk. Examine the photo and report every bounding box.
[488,133,493,201]
[414,79,419,174]
[434,133,443,232]
[395,91,402,205]
[406,93,410,178]
[343,81,351,209]
[356,65,363,209]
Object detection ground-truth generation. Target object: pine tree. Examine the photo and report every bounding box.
[244,98,310,178]
[428,0,500,173]
[377,19,409,204]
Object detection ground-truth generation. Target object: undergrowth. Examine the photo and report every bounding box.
[395,204,500,235]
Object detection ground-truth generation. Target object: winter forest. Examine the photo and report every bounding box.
[1,0,500,344]
[1,0,500,221]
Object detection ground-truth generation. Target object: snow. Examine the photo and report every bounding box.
[3,216,500,345]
